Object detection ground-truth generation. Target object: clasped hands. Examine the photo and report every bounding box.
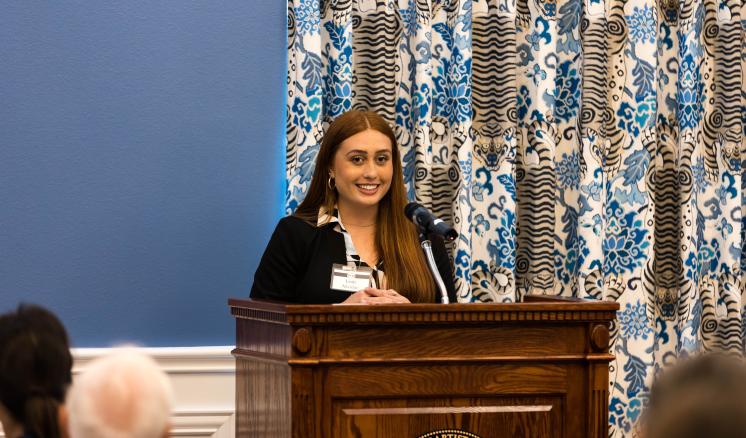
[341,287,411,305]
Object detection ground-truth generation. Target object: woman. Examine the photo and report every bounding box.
[251,110,456,304]
[0,304,72,438]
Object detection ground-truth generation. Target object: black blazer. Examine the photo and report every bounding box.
[250,216,457,304]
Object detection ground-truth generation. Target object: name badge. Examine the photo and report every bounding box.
[330,263,373,292]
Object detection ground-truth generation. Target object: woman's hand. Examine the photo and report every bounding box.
[341,288,410,304]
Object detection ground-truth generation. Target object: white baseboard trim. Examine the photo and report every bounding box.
[71,346,236,374]
[0,346,236,438]
[171,409,235,438]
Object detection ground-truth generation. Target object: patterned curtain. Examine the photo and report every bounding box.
[285,0,745,435]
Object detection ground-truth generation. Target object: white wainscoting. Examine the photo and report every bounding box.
[0,346,236,438]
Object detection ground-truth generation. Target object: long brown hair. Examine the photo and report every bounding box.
[294,110,435,303]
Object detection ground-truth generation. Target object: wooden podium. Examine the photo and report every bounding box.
[229,296,618,438]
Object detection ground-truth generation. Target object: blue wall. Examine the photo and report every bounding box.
[0,1,286,347]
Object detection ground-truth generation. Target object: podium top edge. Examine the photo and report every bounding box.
[227,297,620,315]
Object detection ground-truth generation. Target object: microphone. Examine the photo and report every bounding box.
[404,202,458,242]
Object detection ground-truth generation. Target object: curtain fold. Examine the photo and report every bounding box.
[285,0,745,435]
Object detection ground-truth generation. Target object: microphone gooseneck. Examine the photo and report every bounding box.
[421,240,450,304]
[404,202,454,304]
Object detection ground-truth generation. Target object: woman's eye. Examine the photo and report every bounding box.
[376,155,390,164]
[351,156,364,164]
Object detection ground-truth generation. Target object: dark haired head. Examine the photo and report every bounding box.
[644,353,746,438]
[0,304,72,438]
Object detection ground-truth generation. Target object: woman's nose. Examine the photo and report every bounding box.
[362,161,376,178]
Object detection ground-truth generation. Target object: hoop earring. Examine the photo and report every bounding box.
[327,175,335,190]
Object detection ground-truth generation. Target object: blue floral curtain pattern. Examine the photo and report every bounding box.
[285,0,746,435]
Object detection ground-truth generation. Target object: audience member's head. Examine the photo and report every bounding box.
[0,304,73,438]
[66,348,173,438]
[643,353,746,438]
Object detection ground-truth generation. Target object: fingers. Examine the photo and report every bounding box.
[361,288,404,298]
[340,291,370,304]
[361,296,396,304]
[360,294,411,305]
[346,289,411,305]
[360,287,389,297]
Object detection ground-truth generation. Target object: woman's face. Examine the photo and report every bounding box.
[330,128,394,213]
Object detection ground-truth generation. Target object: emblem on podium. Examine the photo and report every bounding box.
[417,430,482,438]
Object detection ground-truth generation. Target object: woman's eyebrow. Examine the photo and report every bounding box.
[345,148,391,155]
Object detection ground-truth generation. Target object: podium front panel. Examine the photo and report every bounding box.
[333,396,561,437]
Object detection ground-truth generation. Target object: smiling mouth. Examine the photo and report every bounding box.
[356,184,380,194]
[357,184,379,190]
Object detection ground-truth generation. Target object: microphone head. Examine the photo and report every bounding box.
[404,202,457,242]
[404,202,422,219]
[442,226,458,242]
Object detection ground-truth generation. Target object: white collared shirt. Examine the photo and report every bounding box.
[318,207,386,289]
